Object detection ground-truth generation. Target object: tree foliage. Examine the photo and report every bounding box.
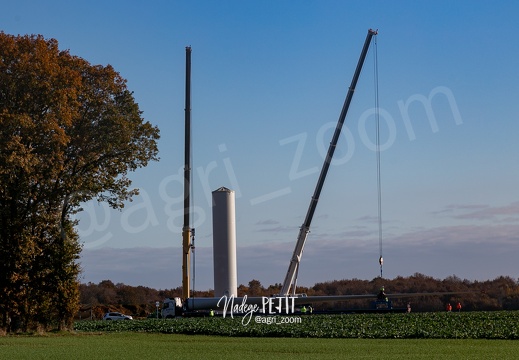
[0,32,160,332]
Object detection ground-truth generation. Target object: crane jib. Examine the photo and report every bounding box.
[280,29,378,296]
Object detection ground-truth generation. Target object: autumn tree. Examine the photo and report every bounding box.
[247,279,264,296]
[0,32,159,332]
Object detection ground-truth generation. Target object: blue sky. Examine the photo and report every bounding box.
[2,1,519,290]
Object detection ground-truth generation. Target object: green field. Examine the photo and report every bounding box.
[0,332,517,360]
[74,311,519,339]
[2,312,518,359]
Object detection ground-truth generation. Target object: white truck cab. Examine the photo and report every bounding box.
[161,297,183,318]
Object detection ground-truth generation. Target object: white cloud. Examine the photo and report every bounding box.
[435,202,519,222]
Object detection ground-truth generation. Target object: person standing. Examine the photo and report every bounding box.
[377,287,388,301]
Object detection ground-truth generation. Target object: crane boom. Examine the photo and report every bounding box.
[182,46,193,300]
[280,29,378,296]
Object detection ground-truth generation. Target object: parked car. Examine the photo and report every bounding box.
[103,312,133,320]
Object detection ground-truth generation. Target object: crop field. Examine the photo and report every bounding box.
[74,311,519,339]
[1,312,518,360]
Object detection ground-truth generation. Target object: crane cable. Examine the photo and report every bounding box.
[373,34,384,278]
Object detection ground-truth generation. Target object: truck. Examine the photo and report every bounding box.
[161,298,183,318]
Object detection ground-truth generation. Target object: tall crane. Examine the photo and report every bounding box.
[182,46,193,300]
[280,29,378,296]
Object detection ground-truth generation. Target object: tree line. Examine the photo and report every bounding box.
[79,274,519,319]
